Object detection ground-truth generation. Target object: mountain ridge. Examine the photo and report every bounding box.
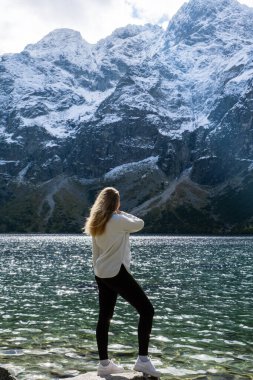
[0,0,253,233]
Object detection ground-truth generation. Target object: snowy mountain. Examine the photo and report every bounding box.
[0,0,253,233]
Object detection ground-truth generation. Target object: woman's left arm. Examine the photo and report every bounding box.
[118,211,144,233]
[92,236,100,268]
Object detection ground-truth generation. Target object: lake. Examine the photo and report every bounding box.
[0,235,252,380]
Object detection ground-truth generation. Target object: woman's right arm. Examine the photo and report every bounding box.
[118,211,144,233]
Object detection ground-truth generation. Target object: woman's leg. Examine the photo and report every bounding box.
[95,275,118,360]
[100,265,154,356]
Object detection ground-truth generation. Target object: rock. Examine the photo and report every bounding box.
[63,372,144,380]
[0,367,17,380]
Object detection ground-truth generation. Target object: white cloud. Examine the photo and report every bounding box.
[127,0,185,23]
[242,0,253,6]
[0,0,133,53]
[0,0,253,54]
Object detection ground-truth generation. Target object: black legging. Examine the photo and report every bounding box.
[95,264,155,360]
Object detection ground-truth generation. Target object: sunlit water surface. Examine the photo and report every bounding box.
[0,235,252,380]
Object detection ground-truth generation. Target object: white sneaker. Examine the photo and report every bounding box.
[133,356,161,377]
[97,359,125,376]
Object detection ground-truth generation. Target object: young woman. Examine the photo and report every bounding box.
[84,187,161,377]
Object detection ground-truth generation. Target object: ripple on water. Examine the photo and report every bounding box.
[0,235,253,380]
[162,367,206,376]
[23,349,48,355]
[188,354,232,363]
[0,349,24,356]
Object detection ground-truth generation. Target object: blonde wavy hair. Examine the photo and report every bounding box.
[84,187,120,236]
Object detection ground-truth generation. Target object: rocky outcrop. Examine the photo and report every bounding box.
[63,372,146,380]
[0,368,17,380]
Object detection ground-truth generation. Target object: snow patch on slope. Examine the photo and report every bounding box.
[104,156,159,179]
[18,163,32,181]
[21,88,115,138]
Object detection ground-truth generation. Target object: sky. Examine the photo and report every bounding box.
[0,0,253,55]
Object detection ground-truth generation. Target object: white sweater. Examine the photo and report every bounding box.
[92,211,144,278]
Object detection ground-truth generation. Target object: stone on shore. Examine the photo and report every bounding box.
[0,368,17,380]
[63,371,144,379]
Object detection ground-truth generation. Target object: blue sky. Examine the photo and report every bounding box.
[0,0,253,54]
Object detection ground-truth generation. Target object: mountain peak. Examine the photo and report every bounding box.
[165,0,253,45]
[187,0,237,8]
[28,28,84,46]
[24,28,91,59]
[111,23,161,39]
[182,0,243,13]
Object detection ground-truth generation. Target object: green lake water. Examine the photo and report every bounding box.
[0,234,252,380]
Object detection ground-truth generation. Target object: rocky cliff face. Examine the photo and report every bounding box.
[0,0,253,233]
